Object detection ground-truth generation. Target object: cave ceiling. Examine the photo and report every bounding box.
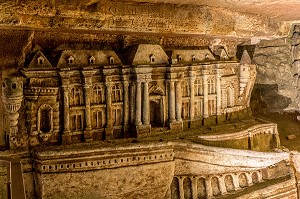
[0,0,299,69]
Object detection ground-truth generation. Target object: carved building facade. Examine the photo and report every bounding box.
[16,44,256,147]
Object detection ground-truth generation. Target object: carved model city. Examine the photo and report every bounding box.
[1,44,256,149]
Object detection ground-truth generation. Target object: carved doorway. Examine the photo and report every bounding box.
[149,84,165,127]
[150,99,163,127]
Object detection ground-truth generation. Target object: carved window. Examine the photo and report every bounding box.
[194,79,202,96]
[109,57,114,65]
[12,83,16,89]
[150,54,155,63]
[112,108,122,125]
[181,102,189,119]
[37,56,44,65]
[205,53,210,60]
[181,81,189,97]
[89,56,95,64]
[38,104,53,133]
[68,56,74,65]
[112,84,122,102]
[208,78,215,94]
[70,87,84,106]
[70,113,84,131]
[177,55,182,62]
[192,55,196,62]
[92,110,104,129]
[92,85,104,104]
[194,101,202,118]
[2,83,5,88]
[208,99,216,116]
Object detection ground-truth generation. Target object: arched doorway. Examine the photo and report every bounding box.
[150,99,163,127]
[149,85,165,127]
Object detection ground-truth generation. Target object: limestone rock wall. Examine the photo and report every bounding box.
[252,38,294,113]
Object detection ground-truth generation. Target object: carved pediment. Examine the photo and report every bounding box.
[28,51,53,69]
[149,85,165,96]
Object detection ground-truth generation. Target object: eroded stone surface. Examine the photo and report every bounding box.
[0,0,289,37]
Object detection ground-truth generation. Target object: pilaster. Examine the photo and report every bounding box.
[59,71,73,144]
[215,66,222,123]
[189,71,195,121]
[203,69,209,121]
[82,70,96,142]
[105,81,113,139]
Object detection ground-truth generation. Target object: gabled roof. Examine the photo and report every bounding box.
[123,44,169,65]
[166,48,215,63]
[212,46,229,60]
[27,50,53,69]
[56,50,122,68]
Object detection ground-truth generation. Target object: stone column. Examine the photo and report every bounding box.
[175,80,182,121]
[232,174,241,191]
[218,176,227,195]
[135,81,142,126]
[123,81,129,126]
[60,72,73,144]
[168,80,176,123]
[205,177,213,198]
[130,83,135,124]
[178,177,185,199]
[82,70,96,142]
[203,69,209,118]
[189,76,195,121]
[245,172,253,186]
[142,81,150,125]
[216,68,222,113]
[105,82,113,138]
[191,177,198,199]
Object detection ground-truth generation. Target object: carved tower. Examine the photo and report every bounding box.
[1,75,23,149]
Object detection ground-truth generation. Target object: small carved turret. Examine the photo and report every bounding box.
[239,50,252,95]
[1,76,23,149]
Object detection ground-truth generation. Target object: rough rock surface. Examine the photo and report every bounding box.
[252,38,295,112]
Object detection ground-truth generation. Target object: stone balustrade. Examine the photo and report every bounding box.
[172,170,264,198]
[197,122,280,150]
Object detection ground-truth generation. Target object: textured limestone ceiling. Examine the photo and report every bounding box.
[130,0,300,22]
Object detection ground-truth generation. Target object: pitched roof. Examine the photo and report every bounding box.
[123,44,169,65]
[166,48,215,63]
[56,50,122,68]
[27,50,53,69]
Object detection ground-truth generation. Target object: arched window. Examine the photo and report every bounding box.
[150,54,156,63]
[194,79,202,96]
[70,112,84,131]
[181,81,189,97]
[177,55,182,62]
[112,108,123,125]
[92,85,104,104]
[70,86,83,106]
[89,56,95,64]
[109,57,114,65]
[191,55,196,62]
[208,78,215,94]
[68,56,74,65]
[112,84,122,102]
[37,56,44,65]
[38,104,53,133]
[92,110,105,129]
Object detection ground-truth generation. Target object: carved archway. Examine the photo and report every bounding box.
[37,104,53,134]
[149,85,165,127]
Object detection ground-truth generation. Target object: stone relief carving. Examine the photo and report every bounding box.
[1,43,256,149]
